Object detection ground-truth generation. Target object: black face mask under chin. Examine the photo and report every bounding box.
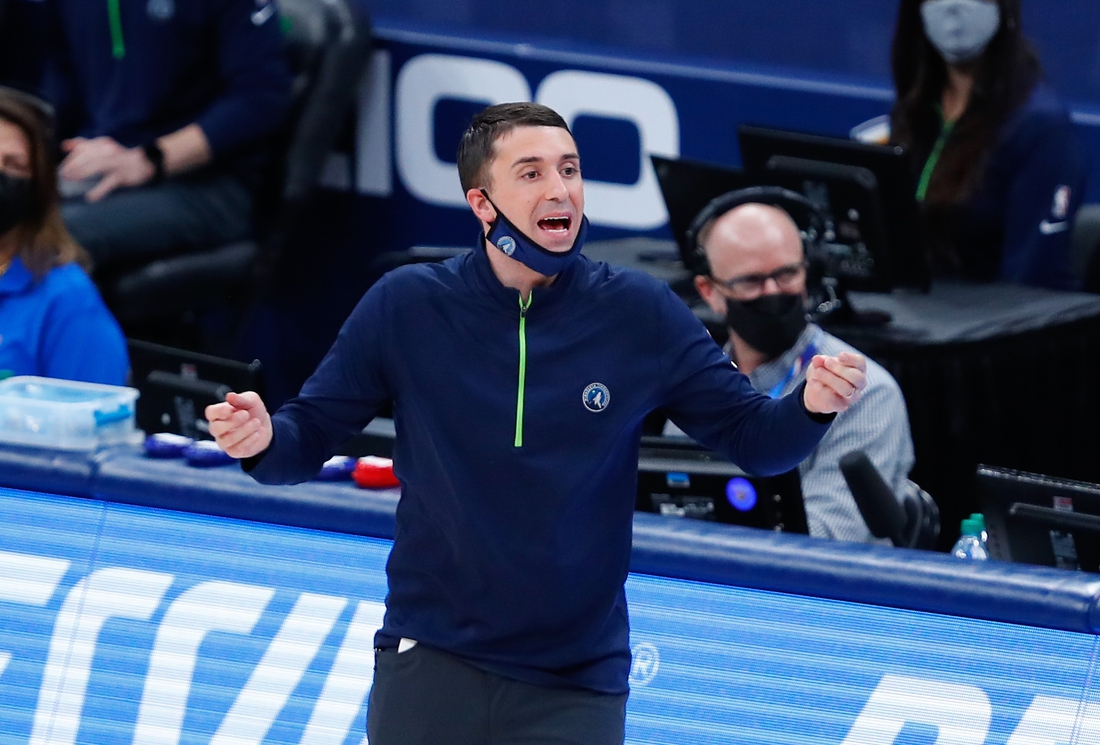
[0,172,32,238]
[724,292,808,358]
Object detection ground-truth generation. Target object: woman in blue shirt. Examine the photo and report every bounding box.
[0,88,127,384]
[890,0,1087,290]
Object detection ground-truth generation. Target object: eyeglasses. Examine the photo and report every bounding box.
[709,261,808,300]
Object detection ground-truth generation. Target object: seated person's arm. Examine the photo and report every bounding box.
[59,0,290,202]
[157,124,213,175]
[191,0,291,163]
[59,124,214,202]
[998,119,1087,290]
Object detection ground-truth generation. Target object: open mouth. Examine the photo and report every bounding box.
[537,216,572,233]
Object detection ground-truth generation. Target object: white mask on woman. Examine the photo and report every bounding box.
[921,0,1001,64]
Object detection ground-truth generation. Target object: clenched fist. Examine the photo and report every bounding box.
[205,391,273,459]
[803,351,868,415]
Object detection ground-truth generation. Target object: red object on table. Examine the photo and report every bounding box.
[353,456,399,489]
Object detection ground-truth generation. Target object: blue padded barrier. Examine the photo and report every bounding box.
[5,454,1100,745]
[2,442,1099,636]
[631,512,1100,634]
[0,443,101,497]
[91,450,398,539]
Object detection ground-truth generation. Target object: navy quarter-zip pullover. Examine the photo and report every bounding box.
[247,245,832,694]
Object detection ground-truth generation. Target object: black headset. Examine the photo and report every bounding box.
[683,185,826,277]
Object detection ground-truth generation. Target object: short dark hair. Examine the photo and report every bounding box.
[457,102,571,193]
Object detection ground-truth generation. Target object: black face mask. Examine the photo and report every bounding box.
[725,292,808,358]
[0,172,32,237]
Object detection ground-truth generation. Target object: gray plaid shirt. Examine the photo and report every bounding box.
[750,324,915,542]
[667,324,916,543]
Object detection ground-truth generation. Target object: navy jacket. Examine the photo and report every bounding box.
[247,245,832,694]
[932,84,1088,289]
[42,0,290,181]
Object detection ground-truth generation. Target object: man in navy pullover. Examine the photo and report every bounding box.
[41,0,289,267]
[208,103,868,745]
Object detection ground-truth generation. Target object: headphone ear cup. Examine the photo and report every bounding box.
[683,198,725,275]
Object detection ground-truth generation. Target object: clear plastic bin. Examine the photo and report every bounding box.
[0,376,141,450]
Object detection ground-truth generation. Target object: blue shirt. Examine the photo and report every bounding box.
[0,257,128,385]
[246,245,832,694]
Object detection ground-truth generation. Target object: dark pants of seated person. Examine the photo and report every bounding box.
[367,643,628,745]
[62,170,253,268]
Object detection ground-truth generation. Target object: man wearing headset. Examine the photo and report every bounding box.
[206,103,870,744]
[684,192,917,543]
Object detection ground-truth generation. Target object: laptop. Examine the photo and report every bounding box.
[976,465,1100,572]
[651,154,756,264]
[637,435,808,533]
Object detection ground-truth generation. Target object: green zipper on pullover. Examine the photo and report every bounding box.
[514,292,532,447]
[107,0,126,59]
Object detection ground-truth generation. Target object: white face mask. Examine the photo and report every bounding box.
[921,0,1001,64]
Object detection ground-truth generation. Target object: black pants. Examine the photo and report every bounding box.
[62,170,253,267]
[367,643,627,745]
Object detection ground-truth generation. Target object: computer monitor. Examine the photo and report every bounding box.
[653,153,895,325]
[636,435,808,534]
[652,154,755,264]
[738,125,930,295]
[128,339,263,439]
[976,465,1100,572]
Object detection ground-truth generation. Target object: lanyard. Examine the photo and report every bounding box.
[915,118,956,202]
[108,0,126,59]
[765,341,818,399]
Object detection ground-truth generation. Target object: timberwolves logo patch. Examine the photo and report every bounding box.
[496,236,517,256]
[582,382,610,412]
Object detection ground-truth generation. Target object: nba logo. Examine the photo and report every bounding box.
[1052,185,1071,220]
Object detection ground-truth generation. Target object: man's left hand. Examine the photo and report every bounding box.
[59,136,156,202]
[803,351,868,415]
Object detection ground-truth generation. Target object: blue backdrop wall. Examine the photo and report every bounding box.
[256,0,1100,403]
[367,0,1100,107]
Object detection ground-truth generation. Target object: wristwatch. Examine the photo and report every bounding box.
[141,140,166,182]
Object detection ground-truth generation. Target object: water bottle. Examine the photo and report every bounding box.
[951,517,989,560]
[968,512,989,550]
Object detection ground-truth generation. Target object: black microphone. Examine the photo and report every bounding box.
[839,450,906,545]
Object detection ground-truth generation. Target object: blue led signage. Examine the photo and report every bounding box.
[0,487,1096,744]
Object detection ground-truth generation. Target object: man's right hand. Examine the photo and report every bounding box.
[206,391,273,459]
[59,136,156,202]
